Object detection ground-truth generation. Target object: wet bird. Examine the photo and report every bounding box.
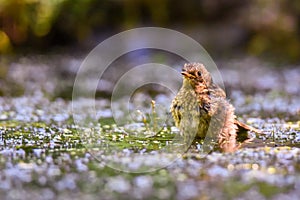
[170,63,261,152]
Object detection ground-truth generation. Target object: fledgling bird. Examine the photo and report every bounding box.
[170,63,261,153]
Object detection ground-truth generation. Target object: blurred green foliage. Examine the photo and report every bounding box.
[1,0,300,62]
[244,0,300,62]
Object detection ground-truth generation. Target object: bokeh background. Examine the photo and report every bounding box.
[1,0,300,62]
[1,1,300,200]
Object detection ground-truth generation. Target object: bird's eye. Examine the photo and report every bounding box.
[197,71,202,76]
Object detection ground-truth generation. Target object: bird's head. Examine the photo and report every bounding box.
[181,63,212,88]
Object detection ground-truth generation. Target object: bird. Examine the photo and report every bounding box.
[170,63,261,153]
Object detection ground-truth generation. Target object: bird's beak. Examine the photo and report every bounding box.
[181,71,188,76]
[181,71,192,78]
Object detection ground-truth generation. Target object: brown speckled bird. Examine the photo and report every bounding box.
[170,63,261,152]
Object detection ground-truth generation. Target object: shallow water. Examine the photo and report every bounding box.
[0,56,299,199]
